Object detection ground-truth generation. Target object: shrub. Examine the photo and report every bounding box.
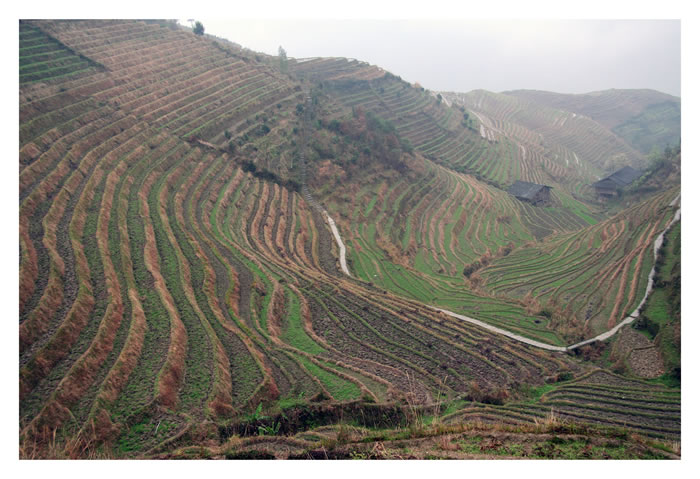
[462,262,480,278]
[193,21,204,36]
[328,119,341,133]
[633,315,659,338]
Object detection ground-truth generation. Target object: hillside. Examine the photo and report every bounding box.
[19,20,680,459]
[503,89,681,155]
[443,89,647,186]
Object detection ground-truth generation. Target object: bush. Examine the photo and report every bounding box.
[462,262,480,278]
[328,119,341,133]
[193,21,204,36]
[633,315,659,338]
[241,160,257,173]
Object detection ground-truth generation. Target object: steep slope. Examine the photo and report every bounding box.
[291,59,520,189]
[18,20,680,458]
[19,19,583,457]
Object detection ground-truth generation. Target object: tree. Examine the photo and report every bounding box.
[278,45,288,73]
[193,21,204,36]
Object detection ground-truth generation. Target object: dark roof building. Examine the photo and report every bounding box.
[592,166,643,198]
[507,181,552,206]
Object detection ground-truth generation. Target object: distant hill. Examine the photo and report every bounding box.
[443,88,646,187]
[504,89,681,154]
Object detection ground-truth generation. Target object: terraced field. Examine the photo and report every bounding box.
[321,157,598,346]
[445,369,680,440]
[444,89,646,199]
[293,63,526,189]
[18,20,681,458]
[20,22,103,85]
[504,88,681,155]
[482,187,679,340]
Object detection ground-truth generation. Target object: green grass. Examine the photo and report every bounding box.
[19,24,100,85]
[295,355,361,401]
[117,418,179,454]
[282,291,325,355]
[148,149,214,411]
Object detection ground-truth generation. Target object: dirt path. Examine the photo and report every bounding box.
[305,89,679,354]
[325,214,350,275]
[433,307,567,352]
[299,93,350,277]
[567,195,680,350]
[331,183,679,352]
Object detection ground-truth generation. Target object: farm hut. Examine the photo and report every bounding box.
[507,181,552,206]
[592,166,643,198]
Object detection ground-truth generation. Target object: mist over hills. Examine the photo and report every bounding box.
[502,89,681,155]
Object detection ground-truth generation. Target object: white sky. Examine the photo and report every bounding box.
[195,18,680,97]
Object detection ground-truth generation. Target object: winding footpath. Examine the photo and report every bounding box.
[326,189,680,352]
[299,94,350,277]
[325,215,350,275]
[301,93,680,353]
[566,194,681,350]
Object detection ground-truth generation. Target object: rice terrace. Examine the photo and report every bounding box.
[18,19,681,459]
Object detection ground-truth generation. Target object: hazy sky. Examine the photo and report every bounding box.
[194,19,680,97]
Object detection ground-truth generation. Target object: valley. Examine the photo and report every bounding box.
[18,19,681,459]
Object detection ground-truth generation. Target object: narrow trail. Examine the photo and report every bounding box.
[566,194,680,350]
[438,194,680,352]
[299,93,351,277]
[300,92,679,353]
[433,308,567,352]
[325,215,350,275]
[333,179,678,351]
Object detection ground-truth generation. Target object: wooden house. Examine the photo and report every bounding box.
[592,166,643,198]
[507,181,552,206]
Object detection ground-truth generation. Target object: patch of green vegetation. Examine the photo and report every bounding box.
[19,23,100,84]
[296,355,361,401]
[111,140,179,419]
[520,383,557,403]
[148,152,213,411]
[282,291,325,355]
[117,418,178,454]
